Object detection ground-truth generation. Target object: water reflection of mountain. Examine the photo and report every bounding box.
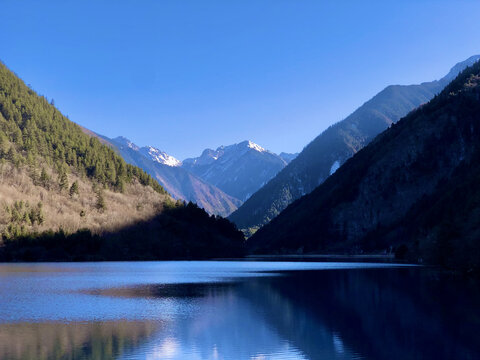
[116,281,309,359]
[238,268,480,360]
[2,267,479,360]
[133,268,480,360]
[0,321,158,360]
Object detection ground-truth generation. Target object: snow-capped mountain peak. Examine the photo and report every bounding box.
[140,146,181,167]
[244,140,266,153]
[111,137,180,167]
[182,140,290,201]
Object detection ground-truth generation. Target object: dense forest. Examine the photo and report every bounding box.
[0,61,245,260]
[0,62,163,194]
[249,61,480,274]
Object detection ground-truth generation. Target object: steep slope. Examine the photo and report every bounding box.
[0,60,244,259]
[182,140,288,201]
[100,135,242,217]
[250,61,480,272]
[229,55,480,231]
[0,62,167,237]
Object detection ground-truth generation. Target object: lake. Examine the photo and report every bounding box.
[0,261,478,360]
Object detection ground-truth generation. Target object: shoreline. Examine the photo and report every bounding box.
[242,254,410,263]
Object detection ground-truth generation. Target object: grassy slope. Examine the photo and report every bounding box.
[0,161,168,236]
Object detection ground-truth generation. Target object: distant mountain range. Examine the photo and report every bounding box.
[229,55,480,232]
[249,60,480,272]
[83,132,297,217]
[94,135,242,217]
[182,141,297,201]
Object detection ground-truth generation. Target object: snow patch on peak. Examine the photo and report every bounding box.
[246,140,266,153]
[330,160,340,175]
[140,146,181,167]
[235,140,266,153]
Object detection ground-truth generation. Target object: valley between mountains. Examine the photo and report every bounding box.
[79,55,479,223]
[1,55,480,273]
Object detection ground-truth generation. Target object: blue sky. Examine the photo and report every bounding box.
[1,0,480,159]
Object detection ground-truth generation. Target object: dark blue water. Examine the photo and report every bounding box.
[0,261,478,359]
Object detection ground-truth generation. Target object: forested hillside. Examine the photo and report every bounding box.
[0,64,163,193]
[249,61,480,273]
[230,55,480,234]
[0,61,244,260]
[0,61,167,236]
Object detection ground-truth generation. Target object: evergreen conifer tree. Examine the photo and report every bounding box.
[96,190,106,212]
[59,171,68,191]
[69,181,79,197]
[39,168,50,189]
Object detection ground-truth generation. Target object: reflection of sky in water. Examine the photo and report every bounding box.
[3,261,476,360]
[0,261,407,323]
[119,291,314,360]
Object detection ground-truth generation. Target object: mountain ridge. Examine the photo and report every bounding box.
[249,60,480,272]
[229,55,480,232]
[182,140,292,202]
[92,134,242,217]
[139,146,181,167]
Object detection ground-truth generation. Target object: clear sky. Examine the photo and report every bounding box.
[1,0,479,160]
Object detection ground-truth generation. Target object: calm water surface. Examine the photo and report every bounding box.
[0,261,479,360]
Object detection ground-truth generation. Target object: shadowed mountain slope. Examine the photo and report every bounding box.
[229,55,480,232]
[249,61,480,272]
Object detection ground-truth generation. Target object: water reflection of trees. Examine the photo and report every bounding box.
[238,268,480,360]
[0,321,158,360]
[137,268,480,359]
